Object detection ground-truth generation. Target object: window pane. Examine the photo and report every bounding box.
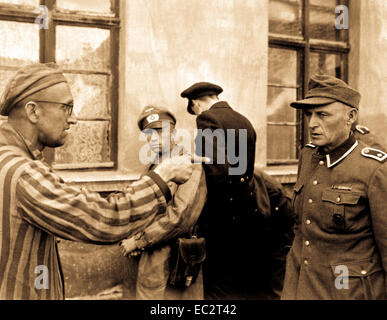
[310,52,344,78]
[267,126,297,160]
[0,21,39,67]
[310,0,348,41]
[268,48,297,86]
[56,26,110,71]
[64,73,110,118]
[56,0,112,14]
[269,0,302,36]
[267,87,297,123]
[310,0,337,8]
[0,0,39,6]
[54,121,111,164]
[0,69,16,101]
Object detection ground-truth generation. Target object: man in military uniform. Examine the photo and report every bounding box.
[120,106,207,300]
[282,74,387,300]
[181,82,277,299]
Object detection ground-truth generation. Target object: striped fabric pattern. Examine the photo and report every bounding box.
[135,164,207,249]
[0,126,169,299]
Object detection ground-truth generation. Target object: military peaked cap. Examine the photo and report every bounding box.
[137,105,176,130]
[290,74,361,110]
[180,82,223,114]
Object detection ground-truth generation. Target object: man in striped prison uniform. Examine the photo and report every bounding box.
[0,63,197,300]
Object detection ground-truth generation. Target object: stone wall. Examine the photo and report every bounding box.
[349,0,387,149]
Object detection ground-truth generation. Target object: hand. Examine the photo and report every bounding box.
[128,249,142,257]
[119,237,137,257]
[154,154,210,184]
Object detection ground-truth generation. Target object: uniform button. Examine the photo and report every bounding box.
[230,197,233,201]
[313,180,318,185]
[308,199,313,204]
[240,177,245,183]
[275,207,279,211]
[305,240,310,246]
[361,270,367,275]
[304,259,309,265]
[319,160,325,166]
[306,219,311,225]
[364,149,369,154]
[377,153,383,157]
[336,196,341,202]
[250,192,254,196]
[333,214,345,226]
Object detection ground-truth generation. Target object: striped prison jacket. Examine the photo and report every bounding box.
[0,123,171,300]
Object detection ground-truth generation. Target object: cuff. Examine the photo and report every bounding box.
[134,232,152,249]
[146,171,172,203]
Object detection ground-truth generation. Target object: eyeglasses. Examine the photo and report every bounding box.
[34,100,74,116]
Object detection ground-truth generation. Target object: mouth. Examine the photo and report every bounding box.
[310,133,322,138]
[150,144,162,150]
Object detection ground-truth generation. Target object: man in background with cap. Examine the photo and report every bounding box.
[180,82,279,300]
[282,74,387,299]
[352,123,387,151]
[0,64,199,300]
[120,105,207,300]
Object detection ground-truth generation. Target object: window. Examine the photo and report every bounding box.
[267,0,349,165]
[0,0,119,170]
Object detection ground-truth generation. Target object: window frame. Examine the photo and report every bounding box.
[0,0,120,170]
[267,0,350,166]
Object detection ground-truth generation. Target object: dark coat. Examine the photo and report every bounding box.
[194,101,294,299]
[282,135,387,300]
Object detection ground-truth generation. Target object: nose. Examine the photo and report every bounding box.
[149,131,159,142]
[67,114,78,125]
[308,113,318,129]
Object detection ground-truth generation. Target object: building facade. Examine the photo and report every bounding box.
[0,0,386,298]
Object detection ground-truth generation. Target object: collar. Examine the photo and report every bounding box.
[0,122,43,160]
[209,101,231,111]
[317,134,358,168]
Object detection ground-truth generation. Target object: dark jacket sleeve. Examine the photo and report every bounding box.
[253,168,295,298]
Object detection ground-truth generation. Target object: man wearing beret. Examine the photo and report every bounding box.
[119,105,207,300]
[282,74,387,299]
[0,64,198,300]
[180,82,280,299]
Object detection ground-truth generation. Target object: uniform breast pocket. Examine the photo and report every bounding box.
[321,189,361,231]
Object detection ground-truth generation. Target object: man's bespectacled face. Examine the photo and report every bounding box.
[35,82,77,148]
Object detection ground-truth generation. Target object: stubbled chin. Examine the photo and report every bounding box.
[311,137,324,145]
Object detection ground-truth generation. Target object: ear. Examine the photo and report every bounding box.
[24,101,39,124]
[347,108,358,125]
[171,127,177,140]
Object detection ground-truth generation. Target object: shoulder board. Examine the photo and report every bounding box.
[361,147,387,162]
[355,125,370,135]
[305,143,317,149]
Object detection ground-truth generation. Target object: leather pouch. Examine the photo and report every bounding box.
[169,237,206,288]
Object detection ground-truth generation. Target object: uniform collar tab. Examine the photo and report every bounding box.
[324,134,358,168]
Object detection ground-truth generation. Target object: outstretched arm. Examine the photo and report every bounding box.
[120,165,207,256]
